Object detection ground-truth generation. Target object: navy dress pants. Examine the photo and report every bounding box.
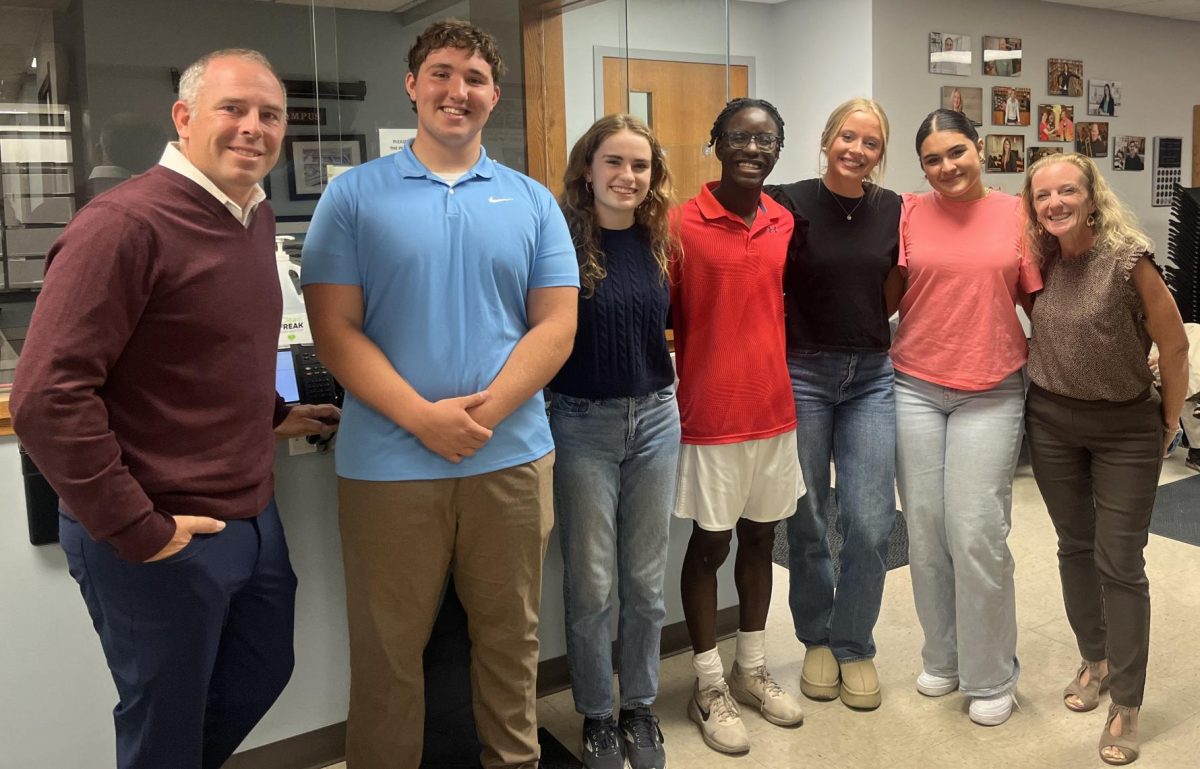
[60,500,298,769]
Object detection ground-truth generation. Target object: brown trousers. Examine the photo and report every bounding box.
[1025,385,1163,706]
[338,453,555,769]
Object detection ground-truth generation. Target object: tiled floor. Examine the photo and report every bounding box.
[325,453,1200,769]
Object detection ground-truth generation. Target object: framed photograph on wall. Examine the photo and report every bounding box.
[1048,58,1083,97]
[982,36,1022,76]
[284,134,367,200]
[941,85,984,126]
[1113,135,1146,170]
[1088,79,1121,117]
[991,87,1030,126]
[1038,104,1075,142]
[986,134,1024,173]
[1027,145,1064,166]
[929,31,972,76]
[1076,122,1109,158]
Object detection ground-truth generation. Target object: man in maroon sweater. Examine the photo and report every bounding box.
[11,49,338,769]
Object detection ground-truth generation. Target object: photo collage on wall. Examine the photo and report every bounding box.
[929,33,1148,185]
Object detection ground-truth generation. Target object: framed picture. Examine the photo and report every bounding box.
[986,134,1024,173]
[1027,146,1064,167]
[1038,104,1075,142]
[991,87,1030,126]
[929,32,972,76]
[1113,135,1146,171]
[1088,79,1121,117]
[1048,59,1083,97]
[982,36,1022,76]
[284,134,367,200]
[1076,122,1109,158]
[941,85,984,126]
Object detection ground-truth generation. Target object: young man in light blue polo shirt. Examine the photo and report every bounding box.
[301,19,578,769]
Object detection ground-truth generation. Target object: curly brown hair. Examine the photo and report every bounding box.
[560,114,678,298]
[406,19,505,110]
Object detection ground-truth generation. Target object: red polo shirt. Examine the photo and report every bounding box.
[671,182,796,445]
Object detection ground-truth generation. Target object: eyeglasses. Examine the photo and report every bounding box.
[721,131,780,152]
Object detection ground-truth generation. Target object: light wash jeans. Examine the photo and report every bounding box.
[549,387,681,718]
[894,370,1024,697]
[787,350,897,662]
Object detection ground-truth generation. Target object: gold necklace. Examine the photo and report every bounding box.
[822,180,866,220]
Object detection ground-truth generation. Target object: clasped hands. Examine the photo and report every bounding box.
[411,390,496,463]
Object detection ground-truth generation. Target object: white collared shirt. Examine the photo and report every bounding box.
[158,142,266,228]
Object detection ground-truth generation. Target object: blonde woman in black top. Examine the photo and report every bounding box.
[766,98,902,712]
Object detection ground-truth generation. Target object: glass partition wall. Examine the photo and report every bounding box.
[0,0,734,384]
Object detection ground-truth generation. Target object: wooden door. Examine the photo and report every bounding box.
[603,58,749,203]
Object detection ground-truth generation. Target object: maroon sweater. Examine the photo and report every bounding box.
[12,166,284,562]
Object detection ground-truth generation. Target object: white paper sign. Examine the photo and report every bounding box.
[279,313,312,347]
[379,128,418,156]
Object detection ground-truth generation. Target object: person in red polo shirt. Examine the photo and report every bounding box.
[671,98,806,755]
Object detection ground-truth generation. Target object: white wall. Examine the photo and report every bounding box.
[737,0,874,184]
[0,437,115,768]
[870,0,1200,256]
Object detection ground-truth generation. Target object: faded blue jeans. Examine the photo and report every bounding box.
[549,388,681,718]
[895,370,1024,697]
[787,350,897,663]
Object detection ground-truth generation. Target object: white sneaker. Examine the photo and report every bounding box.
[969,690,1015,726]
[916,671,959,697]
[688,680,750,754]
[728,663,804,726]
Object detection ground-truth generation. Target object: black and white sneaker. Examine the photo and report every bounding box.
[619,706,666,769]
[580,716,624,769]
[1187,447,1200,473]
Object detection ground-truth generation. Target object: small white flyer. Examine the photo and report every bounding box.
[379,128,418,156]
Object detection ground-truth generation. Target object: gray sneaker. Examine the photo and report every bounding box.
[580,716,624,769]
[619,706,666,769]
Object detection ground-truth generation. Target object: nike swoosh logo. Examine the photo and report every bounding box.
[488,196,513,203]
[697,701,711,721]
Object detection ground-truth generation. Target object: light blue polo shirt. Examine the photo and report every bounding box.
[301,141,578,481]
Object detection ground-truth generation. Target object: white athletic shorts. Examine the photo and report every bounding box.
[673,430,805,532]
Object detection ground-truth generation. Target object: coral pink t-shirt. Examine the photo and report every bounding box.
[891,190,1043,391]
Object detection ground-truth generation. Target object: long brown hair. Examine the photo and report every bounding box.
[560,114,677,297]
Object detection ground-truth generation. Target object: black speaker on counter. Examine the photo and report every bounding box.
[20,443,59,545]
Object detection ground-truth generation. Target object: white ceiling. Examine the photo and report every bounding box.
[1043,0,1200,20]
[253,0,428,10]
[249,0,1200,19]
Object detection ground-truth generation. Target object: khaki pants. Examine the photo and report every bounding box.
[338,453,555,769]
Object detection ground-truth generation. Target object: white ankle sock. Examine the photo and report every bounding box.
[692,647,725,690]
[735,629,766,671]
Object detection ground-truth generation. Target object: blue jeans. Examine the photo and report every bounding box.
[549,388,681,718]
[894,370,1024,697]
[786,350,896,662]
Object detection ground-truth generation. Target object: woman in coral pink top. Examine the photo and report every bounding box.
[892,109,1042,728]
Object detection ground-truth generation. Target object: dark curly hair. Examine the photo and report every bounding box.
[406,19,505,111]
[708,98,785,151]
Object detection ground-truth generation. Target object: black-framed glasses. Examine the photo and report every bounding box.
[722,131,780,151]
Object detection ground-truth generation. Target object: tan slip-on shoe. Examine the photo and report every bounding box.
[839,659,882,710]
[800,645,840,701]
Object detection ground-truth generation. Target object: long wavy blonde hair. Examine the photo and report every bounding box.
[1021,152,1153,265]
[560,114,677,297]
